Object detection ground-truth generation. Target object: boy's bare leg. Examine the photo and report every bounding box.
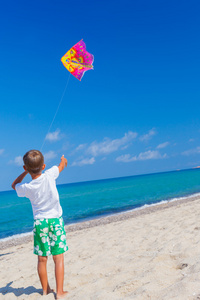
[37,256,52,295]
[53,253,68,299]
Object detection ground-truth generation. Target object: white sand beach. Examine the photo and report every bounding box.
[1,195,200,300]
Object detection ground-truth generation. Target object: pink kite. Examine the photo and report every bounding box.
[61,40,94,81]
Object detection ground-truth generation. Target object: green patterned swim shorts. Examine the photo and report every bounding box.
[33,217,68,256]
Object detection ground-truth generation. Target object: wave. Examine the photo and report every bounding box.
[113,191,200,216]
[0,231,32,243]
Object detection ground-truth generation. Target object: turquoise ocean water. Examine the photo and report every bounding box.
[1,168,200,240]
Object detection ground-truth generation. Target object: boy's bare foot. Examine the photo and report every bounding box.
[56,291,69,299]
[43,287,55,295]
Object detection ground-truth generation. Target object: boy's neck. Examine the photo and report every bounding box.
[31,173,42,180]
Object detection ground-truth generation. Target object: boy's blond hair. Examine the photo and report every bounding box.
[23,150,44,174]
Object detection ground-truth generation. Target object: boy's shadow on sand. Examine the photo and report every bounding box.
[0,281,56,298]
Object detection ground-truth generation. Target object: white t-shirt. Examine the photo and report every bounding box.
[15,166,63,219]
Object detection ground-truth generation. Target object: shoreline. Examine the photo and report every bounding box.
[1,192,199,250]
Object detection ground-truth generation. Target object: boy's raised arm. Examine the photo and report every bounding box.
[11,171,28,190]
[58,155,68,173]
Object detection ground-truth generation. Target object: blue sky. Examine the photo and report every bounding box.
[1,0,200,191]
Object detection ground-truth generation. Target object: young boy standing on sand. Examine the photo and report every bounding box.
[12,150,68,299]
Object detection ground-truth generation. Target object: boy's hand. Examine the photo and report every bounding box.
[58,155,68,173]
[61,155,68,166]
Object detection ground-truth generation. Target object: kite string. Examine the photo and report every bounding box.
[40,74,70,151]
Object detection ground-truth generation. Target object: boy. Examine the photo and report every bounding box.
[12,150,68,299]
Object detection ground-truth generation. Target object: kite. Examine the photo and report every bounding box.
[61,39,94,81]
[41,40,94,150]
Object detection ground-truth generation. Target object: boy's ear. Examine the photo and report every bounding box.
[23,165,27,171]
[42,164,46,170]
